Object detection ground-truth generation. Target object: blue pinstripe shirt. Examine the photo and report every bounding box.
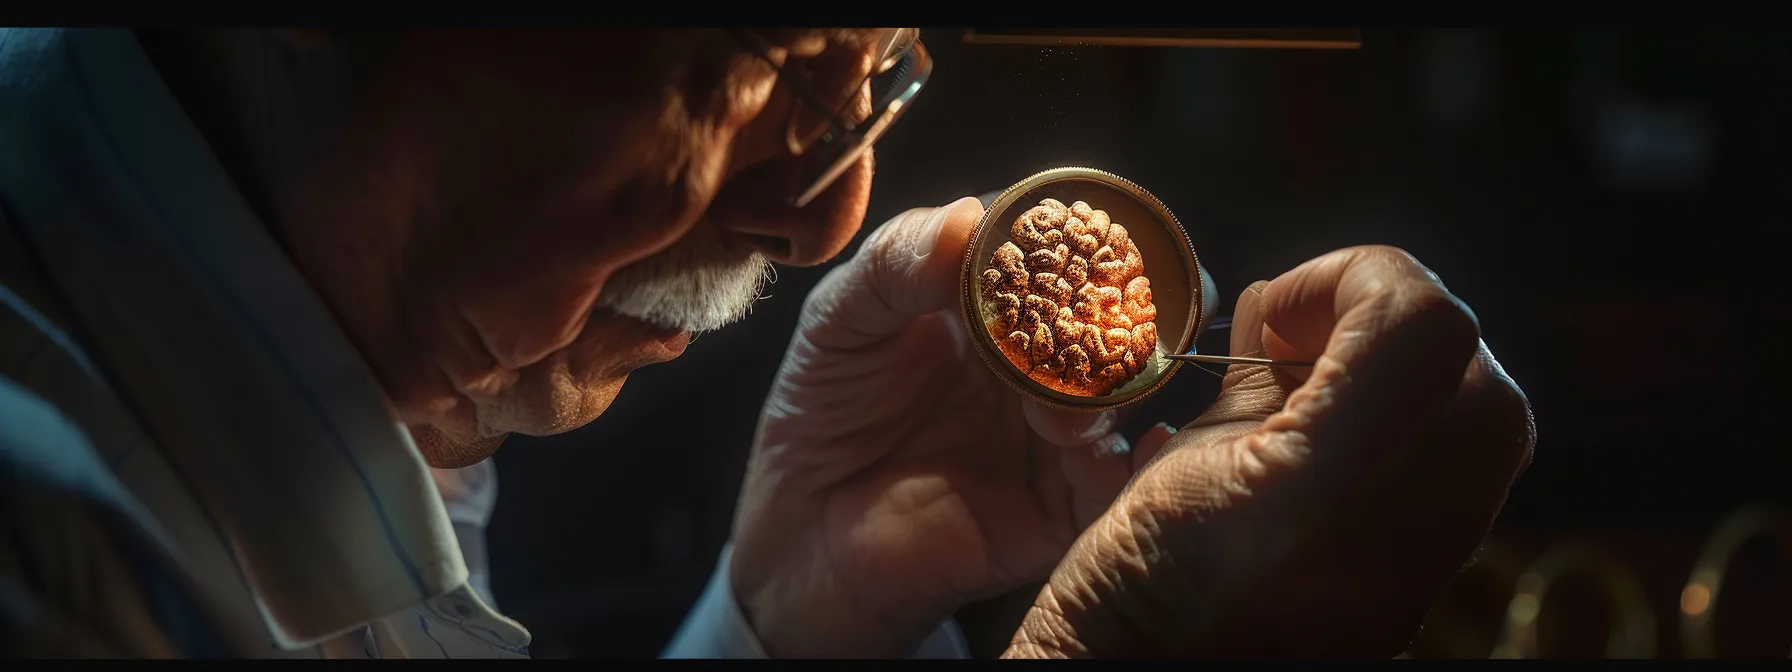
[0,27,966,659]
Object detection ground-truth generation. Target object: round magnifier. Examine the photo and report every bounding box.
[960,167,1216,412]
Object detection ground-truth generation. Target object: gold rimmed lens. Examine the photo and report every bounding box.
[960,167,1210,412]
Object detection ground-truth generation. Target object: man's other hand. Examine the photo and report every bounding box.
[1005,245,1536,658]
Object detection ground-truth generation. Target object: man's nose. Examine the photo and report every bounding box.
[707,151,872,267]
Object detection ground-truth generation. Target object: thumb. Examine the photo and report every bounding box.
[1133,281,1288,470]
[1188,280,1289,428]
[1021,399,1117,447]
[796,197,983,352]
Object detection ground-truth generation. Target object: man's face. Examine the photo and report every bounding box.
[282,29,886,466]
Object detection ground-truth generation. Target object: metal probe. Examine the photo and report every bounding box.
[1163,353,1314,369]
[1167,316,1316,369]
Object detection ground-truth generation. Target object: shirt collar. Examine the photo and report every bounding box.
[0,28,468,647]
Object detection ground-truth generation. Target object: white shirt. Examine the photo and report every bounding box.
[0,27,967,659]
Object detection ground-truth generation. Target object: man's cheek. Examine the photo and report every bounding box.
[457,275,609,371]
[813,150,876,261]
[725,84,799,178]
[456,173,720,370]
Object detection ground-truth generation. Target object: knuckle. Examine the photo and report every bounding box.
[890,206,936,235]
[1352,244,1454,295]
[1395,281,1481,352]
[1345,244,1426,277]
[1337,245,1480,350]
[859,207,927,256]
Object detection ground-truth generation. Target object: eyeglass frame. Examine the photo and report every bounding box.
[729,28,933,208]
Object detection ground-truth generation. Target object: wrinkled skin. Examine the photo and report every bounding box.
[1005,246,1537,658]
[733,197,1535,658]
[209,29,887,467]
[152,28,1534,658]
[731,199,1137,657]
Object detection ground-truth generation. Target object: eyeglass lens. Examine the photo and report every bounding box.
[786,29,920,153]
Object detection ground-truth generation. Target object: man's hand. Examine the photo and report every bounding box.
[729,198,1136,657]
[1004,245,1536,658]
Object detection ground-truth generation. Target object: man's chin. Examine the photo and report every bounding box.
[409,312,690,465]
[411,423,508,469]
[506,311,691,435]
[410,371,628,468]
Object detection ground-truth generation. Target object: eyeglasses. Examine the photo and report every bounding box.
[731,28,932,208]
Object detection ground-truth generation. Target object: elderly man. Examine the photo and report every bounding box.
[0,27,1534,659]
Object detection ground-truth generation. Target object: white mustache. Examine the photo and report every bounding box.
[594,229,774,334]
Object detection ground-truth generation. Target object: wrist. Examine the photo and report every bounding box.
[730,540,940,658]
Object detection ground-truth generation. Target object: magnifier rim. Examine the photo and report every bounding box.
[959,166,1204,413]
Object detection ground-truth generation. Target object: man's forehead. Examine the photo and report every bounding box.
[752,28,885,54]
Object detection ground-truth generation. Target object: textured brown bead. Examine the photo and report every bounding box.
[984,199,1159,396]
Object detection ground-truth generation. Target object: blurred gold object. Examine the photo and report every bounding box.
[1679,505,1792,659]
[961,28,1361,50]
[1490,543,1657,659]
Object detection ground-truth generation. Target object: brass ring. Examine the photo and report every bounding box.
[1679,505,1792,659]
[1490,543,1657,659]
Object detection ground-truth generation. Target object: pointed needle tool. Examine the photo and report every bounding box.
[1164,353,1315,368]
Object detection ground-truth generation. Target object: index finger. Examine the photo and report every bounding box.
[1256,245,1482,484]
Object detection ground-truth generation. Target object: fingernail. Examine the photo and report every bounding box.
[1156,421,1178,435]
[1423,267,1450,292]
[913,206,951,260]
[1093,433,1131,456]
[1076,410,1119,443]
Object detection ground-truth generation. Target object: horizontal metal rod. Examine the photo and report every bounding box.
[962,28,1362,50]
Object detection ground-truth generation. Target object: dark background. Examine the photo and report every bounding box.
[486,29,1792,658]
